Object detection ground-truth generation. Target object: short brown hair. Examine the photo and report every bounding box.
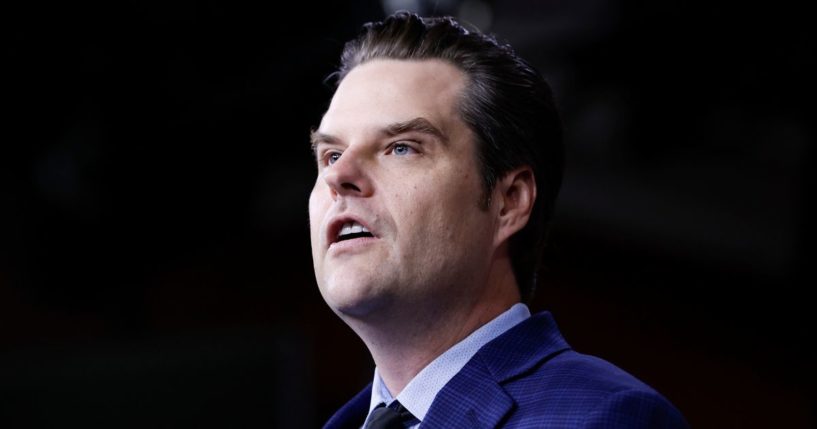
[329,11,564,301]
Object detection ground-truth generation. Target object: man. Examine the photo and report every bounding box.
[309,11,688,429]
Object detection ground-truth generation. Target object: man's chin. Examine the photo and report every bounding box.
[331,296,387,320]
[322,284,392,320]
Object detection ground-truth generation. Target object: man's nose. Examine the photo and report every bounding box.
[322,148,373,199]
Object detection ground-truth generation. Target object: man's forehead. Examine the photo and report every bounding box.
[319,59,465,139]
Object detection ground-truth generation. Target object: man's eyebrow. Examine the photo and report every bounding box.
[309,117,448,153]
[382,117,448,143]
[309,129,339,154]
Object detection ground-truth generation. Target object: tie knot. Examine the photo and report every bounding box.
[365,401,418,429]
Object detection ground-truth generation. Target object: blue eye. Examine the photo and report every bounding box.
[327,152,341,165]
[393,143,412,155]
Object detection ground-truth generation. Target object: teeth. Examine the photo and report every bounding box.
[338,221,369,237]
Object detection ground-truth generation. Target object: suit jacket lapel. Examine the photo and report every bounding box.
[323,383,372,429]
[421,312,571,428]
[421,361,514,428]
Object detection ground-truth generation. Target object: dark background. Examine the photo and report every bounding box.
[2,1,814,427]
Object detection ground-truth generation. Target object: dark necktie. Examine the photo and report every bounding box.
[364,401,419,429]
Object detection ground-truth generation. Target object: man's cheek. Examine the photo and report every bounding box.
[308,193,327,232]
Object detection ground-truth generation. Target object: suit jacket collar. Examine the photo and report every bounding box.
[421,311,571,428]
[477,311,570,382]
[322,311,570,429]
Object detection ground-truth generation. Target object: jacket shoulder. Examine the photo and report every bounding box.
[501,350,688,428]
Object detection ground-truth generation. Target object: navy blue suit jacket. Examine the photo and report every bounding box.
[323,311,688,428]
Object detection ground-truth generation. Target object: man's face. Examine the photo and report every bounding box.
[309,59,498,319]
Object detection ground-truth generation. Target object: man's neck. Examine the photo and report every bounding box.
[347,267,521,396]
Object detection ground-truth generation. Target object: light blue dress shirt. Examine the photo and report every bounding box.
[363,303,531,428]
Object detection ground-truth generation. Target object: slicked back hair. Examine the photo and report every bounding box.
[328,11,564,301]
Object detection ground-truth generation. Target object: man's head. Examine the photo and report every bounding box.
[309,12,563,318]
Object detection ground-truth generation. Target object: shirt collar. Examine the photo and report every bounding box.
[366,303,531,424]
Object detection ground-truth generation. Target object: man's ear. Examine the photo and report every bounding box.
[494,166,536,247]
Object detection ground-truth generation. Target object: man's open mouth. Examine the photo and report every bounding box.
[336,221,374,242]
